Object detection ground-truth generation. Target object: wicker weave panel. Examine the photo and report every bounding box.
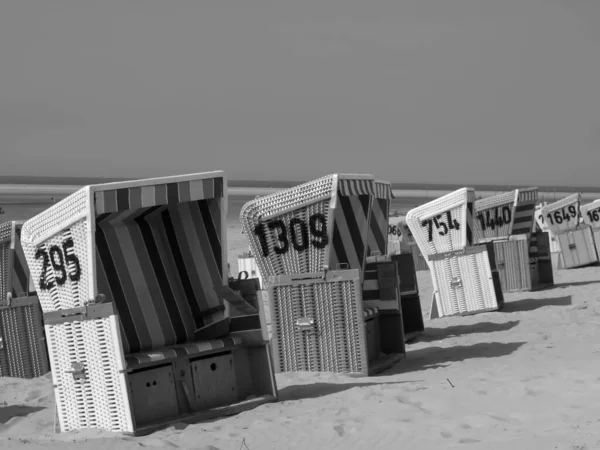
[269,270,368,375]
[430,247,500,317]
[406,188,475,256]
[23,219,90,312]
[46,315,133,433]
[539,194,581,235]
[473,191,517,242]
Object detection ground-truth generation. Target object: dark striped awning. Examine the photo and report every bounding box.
[338,179,375,197]
[374,181,394,200]
[511,188,538,235]
[94,176,224,215]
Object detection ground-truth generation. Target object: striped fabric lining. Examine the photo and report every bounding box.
[94,177,224,215]
[0,222,32,300]
[125,336,241,368]
[512,189,538,236]
[338,179,375,197]
[95,199,224,355]
[11,226,32,297]
[466,200,474,246]
[367,197,390,258]
[330,193,371,273]
[363,307,379,320]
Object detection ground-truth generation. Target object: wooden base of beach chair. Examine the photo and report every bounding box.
[0,295,50,378]
[556,227,598,269]
[270,270,405,377]
[428,244,504,319]
[127,344,277,436]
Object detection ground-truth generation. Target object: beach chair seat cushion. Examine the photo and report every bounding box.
[125,336,242,369]
[363,307,379,320]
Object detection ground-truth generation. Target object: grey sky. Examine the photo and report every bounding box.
[1,1,599,185]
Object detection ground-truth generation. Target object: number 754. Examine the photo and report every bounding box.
[421,211,460,242]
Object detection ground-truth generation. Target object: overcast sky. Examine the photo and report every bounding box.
[1,1,599,185]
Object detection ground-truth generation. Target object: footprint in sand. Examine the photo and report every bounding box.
[333,425,345,437]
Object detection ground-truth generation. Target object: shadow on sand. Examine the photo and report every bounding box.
[277,380,420,401]
[415,320,520,343]
[501,295,572,313]
[543,280,600,290]
[384,341,526,375]
[0,405,44,425]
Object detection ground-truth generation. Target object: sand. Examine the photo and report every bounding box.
[2,218,600,449]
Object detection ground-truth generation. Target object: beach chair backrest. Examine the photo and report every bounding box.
[539,193,581,235]
[240,174,376,281]
[473,190,518,243]
[20,172,228,354]
[405,187,475,259]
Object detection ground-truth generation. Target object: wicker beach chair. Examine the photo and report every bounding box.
[0,221,49,379]
[268,269,405,376]
[405,188,504,319]
[540,194,598,269]
[20,171,277,435]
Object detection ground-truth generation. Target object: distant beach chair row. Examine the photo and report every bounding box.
[1,171,599,436]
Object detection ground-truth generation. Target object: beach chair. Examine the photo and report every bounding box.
[19,172,277,435]
[406,188,504,319]
[269,269,405,376]
[473,188,552,292]
[540,194,598,269]
[0,221,49,379]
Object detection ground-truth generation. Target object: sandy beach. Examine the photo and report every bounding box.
[0,207,599,450]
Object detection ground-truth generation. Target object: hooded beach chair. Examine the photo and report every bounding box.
[540,194,598,269]
[241,174,405,376]
[406,188,504,319]
[0,220,49,378]
[19,171,277,435]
